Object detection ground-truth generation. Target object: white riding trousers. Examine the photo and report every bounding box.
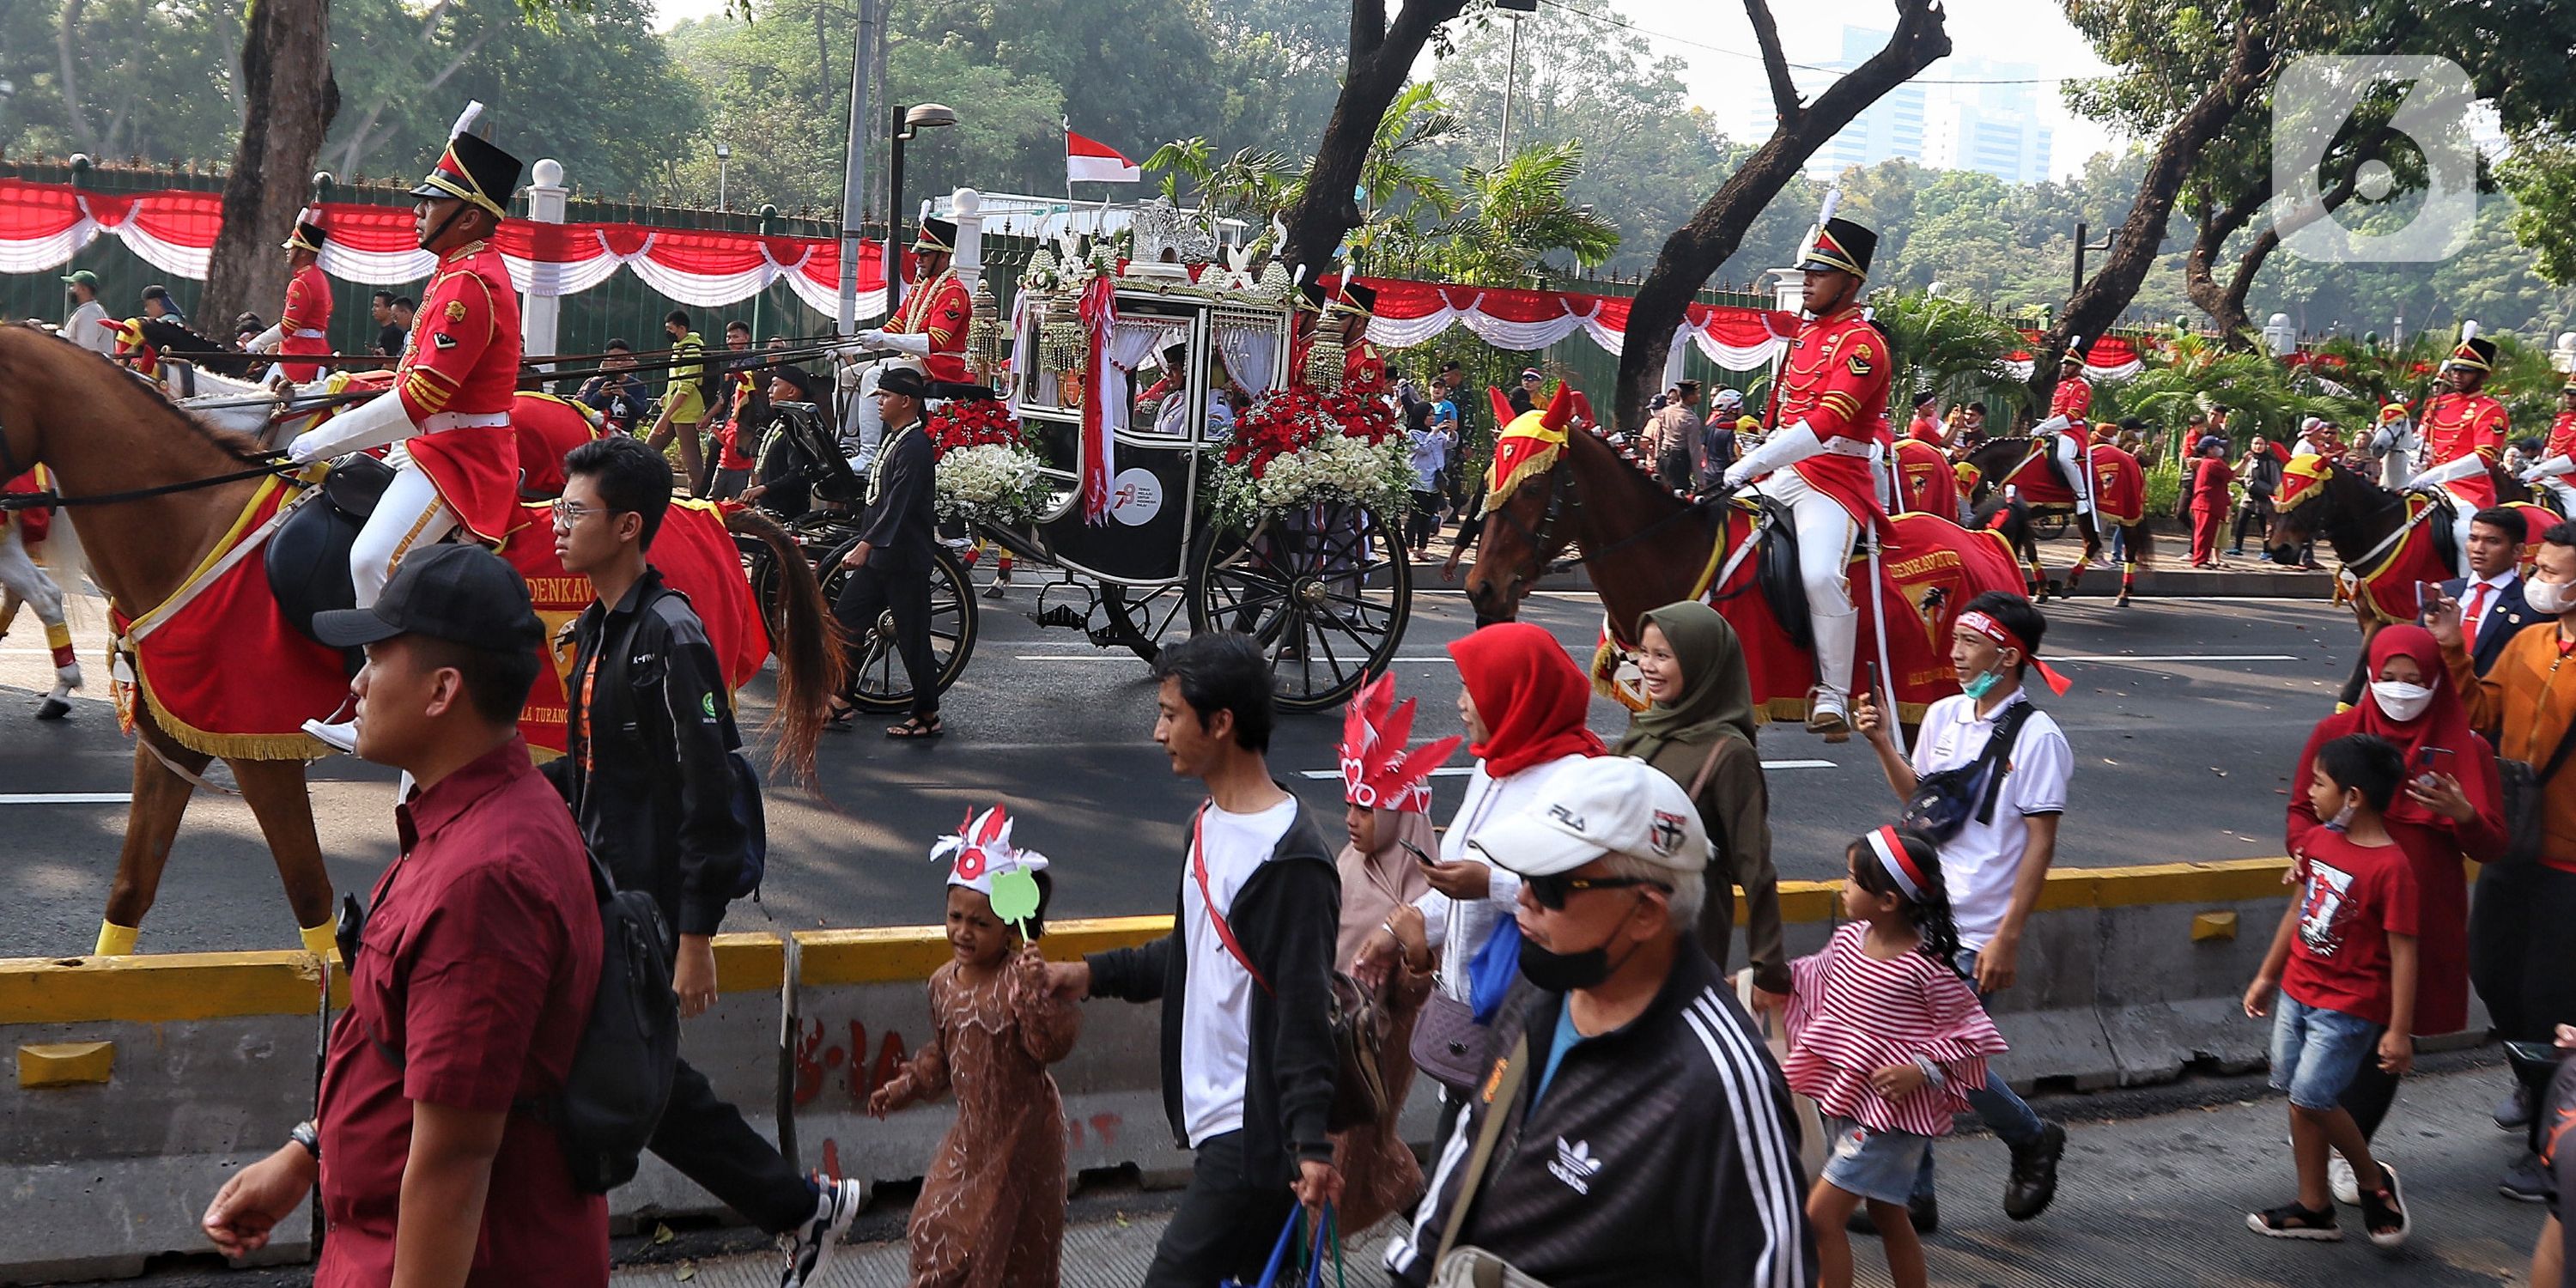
[1753,468,1860,697]
[349,445,459,608]
[2050,434,2095,516]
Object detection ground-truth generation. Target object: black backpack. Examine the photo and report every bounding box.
[361,850,678,1194]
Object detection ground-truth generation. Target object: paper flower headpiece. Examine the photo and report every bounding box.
[1339,674,1463,814]
[933,805,1050,933]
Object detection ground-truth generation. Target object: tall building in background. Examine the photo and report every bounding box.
[1787,27,1929,179]
[1923,56,2053,185]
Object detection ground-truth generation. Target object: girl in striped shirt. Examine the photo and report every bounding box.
[1788,825,2009,1288]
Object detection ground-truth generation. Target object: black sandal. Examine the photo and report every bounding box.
[885,714,945,739]
[823,702,859,733]
[2246,1201,2341,1241]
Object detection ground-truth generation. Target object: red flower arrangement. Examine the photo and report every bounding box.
[927,398,1027,458]
[1221,383,1400,478]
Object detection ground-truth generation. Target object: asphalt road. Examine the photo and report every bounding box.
[0,574,2363,957]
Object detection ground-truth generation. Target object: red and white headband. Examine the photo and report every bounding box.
[1955,609,2072,696]
[1867,825,1929,901]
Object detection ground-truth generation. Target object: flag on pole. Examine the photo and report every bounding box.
[1066,128,1140,185]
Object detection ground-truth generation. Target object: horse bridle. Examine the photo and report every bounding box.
[1488,453,1725,583]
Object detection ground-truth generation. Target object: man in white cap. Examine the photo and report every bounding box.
[1388,756,1814,1288]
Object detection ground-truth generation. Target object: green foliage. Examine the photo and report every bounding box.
[1868,289,2027,414]
[0,0,246,161]
[1407,142,1619,286]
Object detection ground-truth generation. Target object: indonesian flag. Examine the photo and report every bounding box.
[1066,128,1140,185]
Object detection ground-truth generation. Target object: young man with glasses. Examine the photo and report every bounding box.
[1388,755,1814,1288]
[547,435,861,1285]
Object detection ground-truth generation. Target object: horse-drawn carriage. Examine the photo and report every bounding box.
[744,200,1414,714]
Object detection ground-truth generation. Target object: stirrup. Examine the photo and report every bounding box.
[1806,685,1852,742]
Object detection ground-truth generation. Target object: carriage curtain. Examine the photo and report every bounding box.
[0,177,892,313]
[1212,319,1281,396]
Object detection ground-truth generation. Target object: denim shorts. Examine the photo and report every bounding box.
[2269,996,2380,1111]
[1818,1114,1934,1206]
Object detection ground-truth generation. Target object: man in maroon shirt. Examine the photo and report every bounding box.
[202,544,607,1288]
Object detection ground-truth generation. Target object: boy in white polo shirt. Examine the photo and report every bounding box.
[1854,590,2074,1233]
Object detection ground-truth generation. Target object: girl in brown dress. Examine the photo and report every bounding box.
[871,810,1079,1288]
[1331,676,1461,1233]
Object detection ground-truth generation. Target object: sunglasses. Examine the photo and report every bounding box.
[1525,872,1668,911]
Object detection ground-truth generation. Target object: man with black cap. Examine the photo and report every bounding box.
[289,102,526,755]
[1387,755,1814,1287]
[246,207,335,383]
[2409,329,2513,565]
[1644,379,1705,492]
[61,270,115,355]
[1721,213,1892,740]
[832,363,945,738]
[199,544,611,1287]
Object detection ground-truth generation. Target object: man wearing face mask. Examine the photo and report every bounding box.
[1851,590,2073,1233]
[1388,756,1814,1288]
[2433,520,2576,1201]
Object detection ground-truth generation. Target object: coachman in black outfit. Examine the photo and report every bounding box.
[834,363,946,738]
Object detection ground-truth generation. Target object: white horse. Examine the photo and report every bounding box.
[0,513,80,720]
[2364,416,2421,490]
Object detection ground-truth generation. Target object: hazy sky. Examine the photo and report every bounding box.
[647,0,2126,179]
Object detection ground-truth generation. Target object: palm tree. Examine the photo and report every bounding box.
[1346,82,1462,273]
[1870,289,2026,416]
[1425,142,1621,287]
[1141,137,1215,206]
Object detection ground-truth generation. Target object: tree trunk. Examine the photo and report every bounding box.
[1612,0,1950,431]
[1279,0,1470,281]
[2190,129,2387,349]
[2026,0,2272,409]
[202,0,340,334]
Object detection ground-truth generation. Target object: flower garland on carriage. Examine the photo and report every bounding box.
[926,395,1052,526]
[1205,380,1415,531]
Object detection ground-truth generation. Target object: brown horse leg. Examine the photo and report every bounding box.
[228,756,334,941]
[2336,613,2380,711]
[100,733,210,940]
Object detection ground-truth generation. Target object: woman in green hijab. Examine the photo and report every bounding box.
[1613,600,1789,1007]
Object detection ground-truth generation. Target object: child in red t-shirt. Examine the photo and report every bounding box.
[2245,732,2420,1247]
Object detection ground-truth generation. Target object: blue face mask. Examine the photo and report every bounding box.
[1960,669,2001,700]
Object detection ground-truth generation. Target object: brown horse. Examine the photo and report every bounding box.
[1464,422,2031,728]
[0,325,841,950]
[1959,434,2154,603]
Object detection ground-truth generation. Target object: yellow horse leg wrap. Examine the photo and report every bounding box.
[300,920,339,963]
[94,921,139,957]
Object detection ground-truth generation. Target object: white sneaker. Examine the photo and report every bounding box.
[2330,1155,2360,1206]
[780,1176,865,1287]
[1806,686,1851,742]
[301,718,359,754]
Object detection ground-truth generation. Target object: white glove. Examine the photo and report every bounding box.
[247,324,285,354]
[2035,414,2072,436]
[854,328,889,348]
[875,330,931,358]
[2522,453,2573,483]
[2409,453,2486,491]
[285,387,417,465]
[1722,420,1826,489]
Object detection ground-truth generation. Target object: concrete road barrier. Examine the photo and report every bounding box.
[6,855,2451,1280]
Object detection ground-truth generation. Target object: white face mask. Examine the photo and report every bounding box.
[2526,576,2575,617]
[2370,680,2434,723]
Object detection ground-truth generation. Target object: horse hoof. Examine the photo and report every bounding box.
[2113,592,2131,608]
[35,697,70,721]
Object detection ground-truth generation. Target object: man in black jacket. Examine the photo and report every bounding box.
[832,363,944,737]
[1388,756,1816,1288]
[546,435,860,1285]
[1044,632,1344,1287]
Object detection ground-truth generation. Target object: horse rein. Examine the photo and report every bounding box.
[0,410,293,512]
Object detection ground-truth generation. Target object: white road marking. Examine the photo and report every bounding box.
[1297,759,1832,781]
[2052,653,2300,663]
[0,793,131,805]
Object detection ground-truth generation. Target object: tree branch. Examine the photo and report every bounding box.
[1744,0,1801,125]
[1352,0,1388,60]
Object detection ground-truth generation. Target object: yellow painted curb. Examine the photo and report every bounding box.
[2,866,2299,1023]
[17,1041,114,1087]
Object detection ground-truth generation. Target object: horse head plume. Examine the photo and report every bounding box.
[1539,381,1577,434]
[1487,386,1516,430]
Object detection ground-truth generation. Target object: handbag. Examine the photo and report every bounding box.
[1736,969,1827,1182]
[1900,701,2034,842]
[2498,720,2576,866]
[1190,806,1390,1131]
[1411,991,1489,1094]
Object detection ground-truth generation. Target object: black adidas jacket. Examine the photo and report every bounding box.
[1388,943,1817,1288]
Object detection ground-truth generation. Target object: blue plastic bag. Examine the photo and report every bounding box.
[1218,1202,1343,1288]
[1467,920,1522,1024]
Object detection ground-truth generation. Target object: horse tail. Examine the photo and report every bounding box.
[725,506,848,789]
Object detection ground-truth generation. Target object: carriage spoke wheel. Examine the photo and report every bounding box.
[820,539,980,714]
[1098,580,1189,662]
[1188,501,1411,712]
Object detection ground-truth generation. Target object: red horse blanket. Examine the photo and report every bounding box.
[1894,440,1958,519]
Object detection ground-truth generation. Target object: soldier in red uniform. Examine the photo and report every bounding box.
[857,216,970,382]
[2408,332,2512,562]
[247,208,334,383]
[2036,341,2103,555]
[1289,279,1386,392]
[2521,378,2576,515]
[286,105,523,750]
[1721,216,1889,738]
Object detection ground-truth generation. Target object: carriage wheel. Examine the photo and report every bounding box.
[820,538,980,714]
[1187,501,1412,713]
[748,513,859,644]
[1097,581,1190,663]
[2033,512,2069,540]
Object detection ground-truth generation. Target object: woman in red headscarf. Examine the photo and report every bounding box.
[1395,623,1604,1142]
[2287,623,2506,1153]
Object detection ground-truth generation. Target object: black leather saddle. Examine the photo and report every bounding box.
[2421,491,2460,574]
[1753,496,1816,653]
[266,456,396,656]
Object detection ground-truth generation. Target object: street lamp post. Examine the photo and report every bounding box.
[883,103,957,318]
[715,142,731,213]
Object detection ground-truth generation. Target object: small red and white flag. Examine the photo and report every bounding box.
[1066,127,1140,186]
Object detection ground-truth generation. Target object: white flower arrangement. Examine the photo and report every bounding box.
[1207,432,1413,530]
[934,442,1053,526]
